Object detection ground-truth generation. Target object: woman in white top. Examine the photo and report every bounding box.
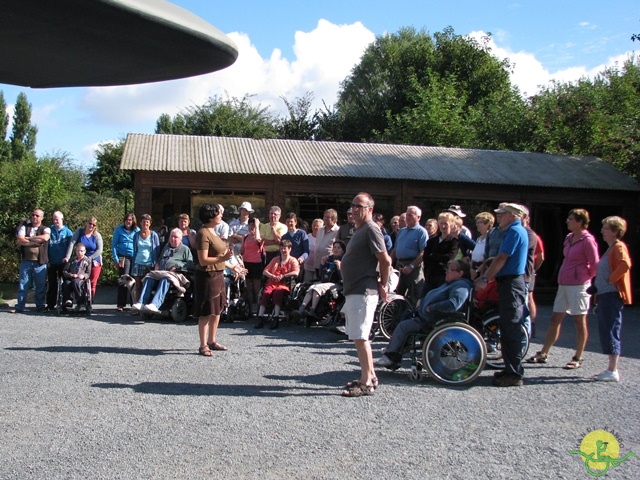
[471,212,494,276]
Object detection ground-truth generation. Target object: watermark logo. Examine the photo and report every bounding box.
[570,428,636,477]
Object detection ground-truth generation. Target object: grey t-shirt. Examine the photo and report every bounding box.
[341,220,386,295]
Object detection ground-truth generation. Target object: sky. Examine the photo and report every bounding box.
[1,0,638,167]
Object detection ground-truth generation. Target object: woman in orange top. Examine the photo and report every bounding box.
[593,216,632,382]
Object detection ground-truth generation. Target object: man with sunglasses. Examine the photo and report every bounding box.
[12,209,51,313]
[340,193,391,397]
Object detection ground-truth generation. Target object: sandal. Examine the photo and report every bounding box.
[525,351,548,364]
[345,377,379,390]
[198,346,213,357]
[341,381,375,397]
[564,356,583,370]
[208,342,228,351]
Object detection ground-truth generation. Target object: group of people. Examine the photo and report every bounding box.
[12,199,631,394]
[12,209,102,314]
[378,203,631,388]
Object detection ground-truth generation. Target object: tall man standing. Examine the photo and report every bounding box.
[391,205,428,306]
[340,193,391,397]
[13,209,51,313]
[475,203,528,387]
[260,206,287,264]
[46,211,73,310]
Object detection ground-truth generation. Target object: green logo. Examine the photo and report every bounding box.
[570,428,636,477]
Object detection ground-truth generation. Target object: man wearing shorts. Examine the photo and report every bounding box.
[339,192,391,397]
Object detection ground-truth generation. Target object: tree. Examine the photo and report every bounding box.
[9,92,38,161]
[86,140,132,193]
[276,92,318,140]
[0,91,10,161]
[528,56,640,180]
[154,94,279,139]
[334,27,514,145]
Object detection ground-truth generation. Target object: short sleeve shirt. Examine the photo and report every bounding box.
[196,228,227,272]
[341,220,386,295]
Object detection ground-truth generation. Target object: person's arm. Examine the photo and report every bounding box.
[298,231,310,263]
[475,252,509,291]
[585,235,600,278]
[428,285,470,313]
[609,243,631,284]
[65,229,80,261]
[90,232,103,261]
[534,251,545,271]
[111,227,121,264]
[376,250,392,303]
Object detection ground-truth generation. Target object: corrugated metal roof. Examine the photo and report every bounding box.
[120,133,640,191]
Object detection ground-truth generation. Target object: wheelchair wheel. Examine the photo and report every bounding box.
[378,294,412,340]
[482,313,530,369]
[422,322,486,386]
[170,298,188,322]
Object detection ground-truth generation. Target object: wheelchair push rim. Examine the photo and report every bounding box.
[422,322,486,386]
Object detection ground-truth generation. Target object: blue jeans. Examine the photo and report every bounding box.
[386,313,430,359]
[596,292,623,355]
[138,278,171,308]
[17,260,48,310]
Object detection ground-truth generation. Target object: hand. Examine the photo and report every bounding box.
[333,260,341,270]
[378,282,388,302]
[474,278,488,290]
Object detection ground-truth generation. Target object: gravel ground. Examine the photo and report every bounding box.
[1,288,639,479]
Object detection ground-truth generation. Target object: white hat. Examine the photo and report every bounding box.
[239,201,254,213]
[446,205,466,217]
[494,203,525,217]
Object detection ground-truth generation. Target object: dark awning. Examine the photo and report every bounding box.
[0,0,238,88]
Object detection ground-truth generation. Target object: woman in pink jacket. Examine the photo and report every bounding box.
[527,209,599,369]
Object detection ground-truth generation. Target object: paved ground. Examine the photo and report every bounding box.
[1,287,639,479]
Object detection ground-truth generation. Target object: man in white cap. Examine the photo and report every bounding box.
[229,201,253,256]
[446,205,472,239]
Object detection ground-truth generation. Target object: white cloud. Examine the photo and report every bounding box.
[469,30,636,97]
[77,20,375,125]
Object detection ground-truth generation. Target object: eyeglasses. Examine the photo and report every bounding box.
[31,213,41,217]
[446,268,460,273]
[350,204,370,210]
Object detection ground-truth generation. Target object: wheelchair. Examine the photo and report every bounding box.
[221,272,251,323]
[140,270,194,322]
[369,293,412,340]
[402,299,486,386]
[256,275,297,325]
[55,276,92,316]
[470,304,530,370]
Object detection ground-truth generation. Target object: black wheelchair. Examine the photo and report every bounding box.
[140,270,194,322]
[220,272,251,323]
[55,276,92,316]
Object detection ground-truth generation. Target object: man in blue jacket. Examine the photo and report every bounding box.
[376,259,473,369]
[46,211,73,310]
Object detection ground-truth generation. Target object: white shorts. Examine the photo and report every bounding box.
[343,293,379,340]
[552,284,590,315]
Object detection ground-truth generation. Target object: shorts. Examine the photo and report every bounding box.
[195,269,227,317]
[343,293,379,341]
[552,284,590,316]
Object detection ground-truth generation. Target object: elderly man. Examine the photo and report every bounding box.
[314,208,339,275]
[46,210,73,311]
[133,228,194,313]
[340,192,391,397]
[214,204,230,241]
[260,205,287,264]
[336,208,356,246]
[13,208,51,313]
[391,206,428,305]
[475,203,529,387]
[377,259,473,369]
[228,201,253,256]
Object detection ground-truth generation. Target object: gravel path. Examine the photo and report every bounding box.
[1,288,639,479]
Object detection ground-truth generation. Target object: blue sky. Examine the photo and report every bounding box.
[1,0,637,167]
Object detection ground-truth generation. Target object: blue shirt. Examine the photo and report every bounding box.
[496,219,528,277]
[394,225,428,259]
[282,228,309,261]
[111,224,140,262]
[48,224,73,264]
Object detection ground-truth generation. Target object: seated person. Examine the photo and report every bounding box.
[254,239,300,329]
[63,244,92,310]
[376,259,473,369]
[294,241,345,318]
[132,228,194,313]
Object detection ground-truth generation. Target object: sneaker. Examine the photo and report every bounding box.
[492,373,523,387]
[375,355,396,368]
[64,300,73,308]
[36,306,48,313]
[131,303,142,311]
[594,370,619,382]
[143,304,160,314]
